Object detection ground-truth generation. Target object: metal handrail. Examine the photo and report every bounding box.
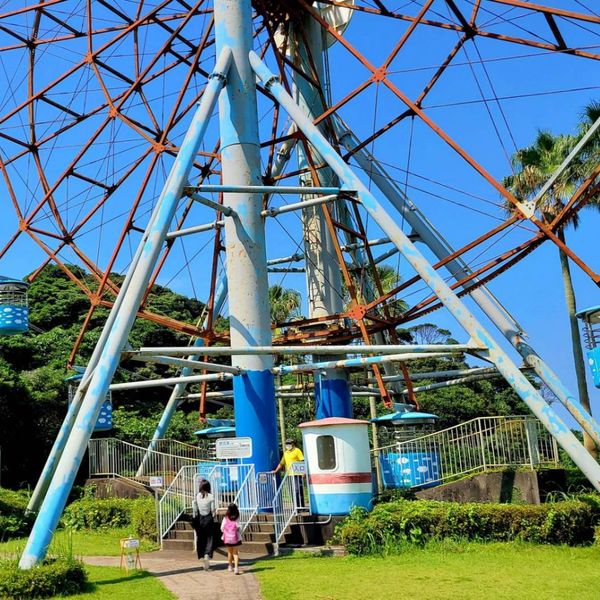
[375,415,559,489]
[233,465,258,535]
[88,438,215,487]
[273,472,295,555]
[272,468,309,555]
[158,465,198,543]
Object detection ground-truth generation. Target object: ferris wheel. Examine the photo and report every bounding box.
[1,1,598,365]
[2,0,600,569]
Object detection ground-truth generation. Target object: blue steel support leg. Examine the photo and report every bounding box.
[335,125,600,449]
[215,0,278,474]
[19,49,233,569]
[27,202,164,513]
[314,371,352,419]
[248,53,600,492]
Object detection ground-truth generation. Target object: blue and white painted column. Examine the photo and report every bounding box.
[215,0,278,474]
[19,48,233,569]
[292,15,351,419]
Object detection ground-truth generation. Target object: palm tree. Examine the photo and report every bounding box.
[268,284,302,324]
[341,263,408,317]
[503,106,600,456]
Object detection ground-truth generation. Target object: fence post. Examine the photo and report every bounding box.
[478,418,487,472]
[525,419,540,469]
[369,396,383,495]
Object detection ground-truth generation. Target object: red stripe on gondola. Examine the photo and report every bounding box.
[309,473,372,484]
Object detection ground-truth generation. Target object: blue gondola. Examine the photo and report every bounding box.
[0,276,29,335]
[577,306,600,388]
[372,404,440,489]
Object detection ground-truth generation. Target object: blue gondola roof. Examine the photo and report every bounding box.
[0,275,28,284]
[65,365,87,382]
[0,276,29,289]
[205,418,235,427]
[576,306,600,324]
[371,411,438,424]
[194,426,236,438]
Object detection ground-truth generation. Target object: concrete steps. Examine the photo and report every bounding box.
[162,511,292,558]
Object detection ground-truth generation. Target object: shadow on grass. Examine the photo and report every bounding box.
[245,566,275,573]
[85,570,156,590]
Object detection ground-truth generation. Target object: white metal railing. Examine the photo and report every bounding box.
[159,464,201,543]
[376,416,559,489]
[88,438,214,486]
[233,465,259,535]
[151,438,213,461]
[206,463,254,511]
[273,464,309,554]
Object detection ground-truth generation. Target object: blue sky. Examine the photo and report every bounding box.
[0,2,599,425]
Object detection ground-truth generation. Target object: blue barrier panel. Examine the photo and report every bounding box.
[380,451,441,489]
[94,399,113,432]
[0,303,29,334]
[588,348,600,388]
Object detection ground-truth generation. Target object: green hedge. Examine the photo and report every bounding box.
[0,559,87,599]
[62,496,156,539]
[335,499,599,555]
[131,498,157,540]
[0,489,34,541]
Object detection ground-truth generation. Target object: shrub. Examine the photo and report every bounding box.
[62,497,134,530]
[61,496,157,540]
[0,558,87,598]
[335,499,597,555]
[131,497,157,541]
[0,488,34,541]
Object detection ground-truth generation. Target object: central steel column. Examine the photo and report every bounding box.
[215,0,278,473]
[292,16,351,419]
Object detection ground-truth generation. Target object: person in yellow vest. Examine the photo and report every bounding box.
[274,438,306,508]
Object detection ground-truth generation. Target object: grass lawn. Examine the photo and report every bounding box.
[48,566,175,600]
[256,542,600,600]
[0,528,158,559]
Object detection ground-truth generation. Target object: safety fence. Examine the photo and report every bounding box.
[159,465,199,541]
[149,438,213,461]
[375,415,559,489]
[256,471,278,510]
[158,462,260,544]
[273,463,309,554]
[88,438,212,486]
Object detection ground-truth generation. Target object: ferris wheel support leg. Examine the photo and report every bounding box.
[215,0,278,474]
[139,275,229,477]
[19,48,233,569]
[334,125,600,449]
[27,177,169,514]
[249,52,600,492]
[292,15,351,419]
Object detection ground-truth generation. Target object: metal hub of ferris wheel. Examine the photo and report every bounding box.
[0,1,599,568]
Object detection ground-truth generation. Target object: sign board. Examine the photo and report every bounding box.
[291,461,306,475]
[122,538,140,550]
[216,436,253,460]
[149,476,163,488]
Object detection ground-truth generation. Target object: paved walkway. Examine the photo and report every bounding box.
[83,551,263,600]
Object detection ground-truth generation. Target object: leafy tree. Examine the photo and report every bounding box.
[503,105,600,455]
